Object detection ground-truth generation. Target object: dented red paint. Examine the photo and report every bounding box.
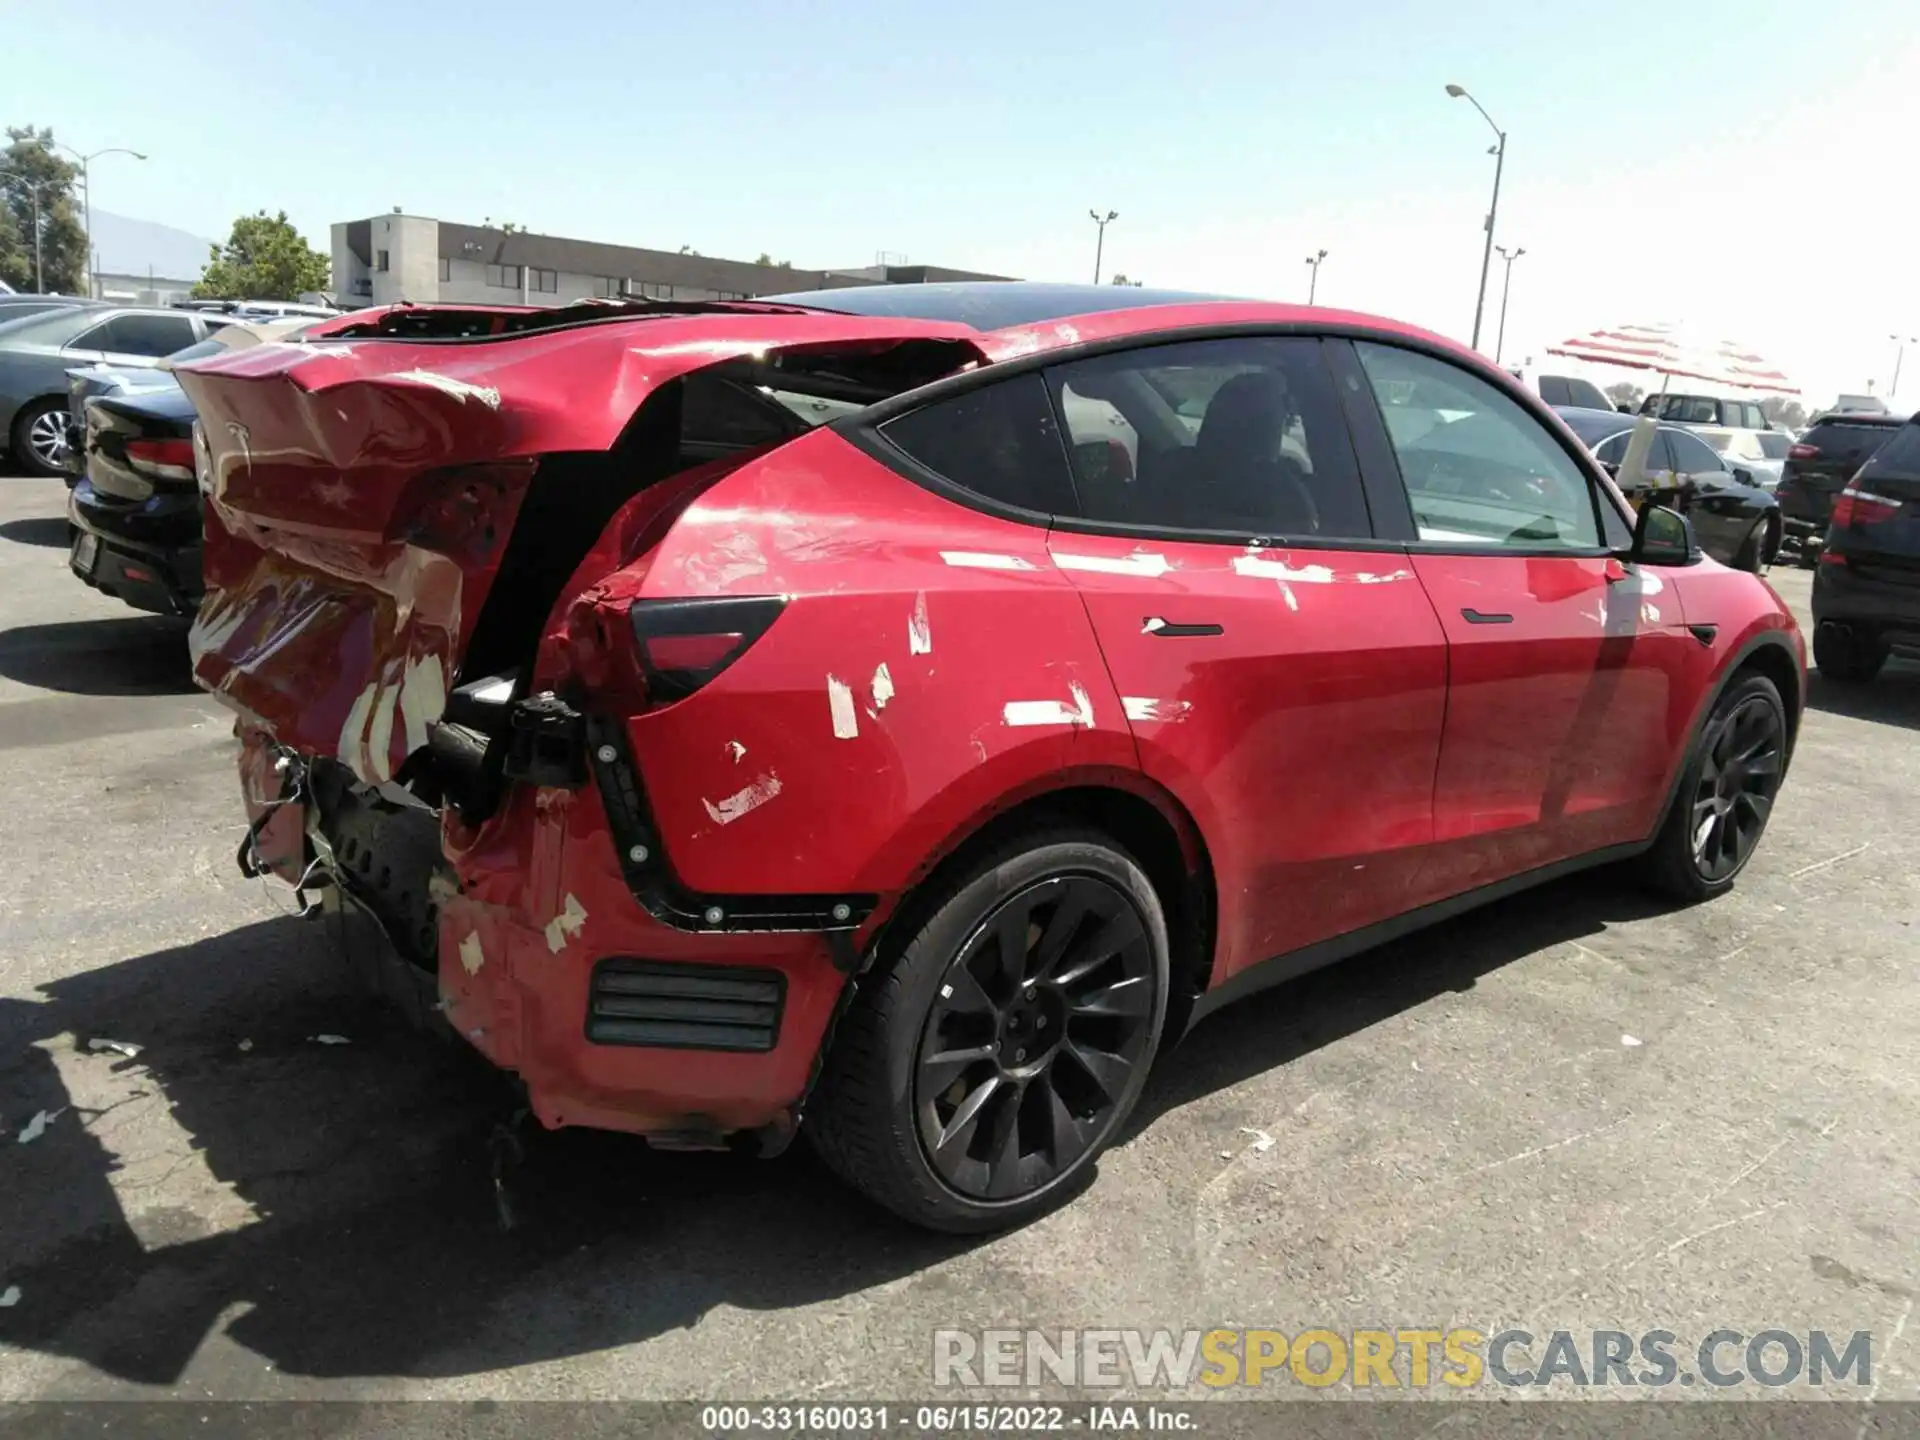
[184,297,1803,1146]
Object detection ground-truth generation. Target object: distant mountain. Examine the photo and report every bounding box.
[89,210,218,282]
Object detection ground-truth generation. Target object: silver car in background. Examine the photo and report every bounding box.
[0,306,228,476]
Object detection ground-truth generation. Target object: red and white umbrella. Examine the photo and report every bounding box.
[1545,323,1799,395]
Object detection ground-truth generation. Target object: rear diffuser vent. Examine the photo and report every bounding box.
[587,959,785,1052]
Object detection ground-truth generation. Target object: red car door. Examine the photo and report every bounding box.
[1344,340,1697,897]
[1043,337,1449,984]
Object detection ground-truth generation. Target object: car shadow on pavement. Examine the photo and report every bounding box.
[0,516,72,548]
[1131,865,1679,1134]
[1805,662,1920,734]
[0,617,197,697]
[0,866,1684,1389]
[0,913,983,1386]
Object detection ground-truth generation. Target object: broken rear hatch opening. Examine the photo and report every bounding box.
[172,308,988,784]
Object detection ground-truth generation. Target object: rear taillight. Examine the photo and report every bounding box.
[630,596,786,702]
[1831,485,1900,528]
[1788,443,1818,460]
[125,436,196,482]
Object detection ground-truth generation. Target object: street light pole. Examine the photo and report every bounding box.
[54,144,147,297]
[1446,83,1506,353]
[1493,244,1525,365]
[1089,209,1117,285]
[0,171,54,292]
[1891,334,1917,398]
[1305,248,1327,304]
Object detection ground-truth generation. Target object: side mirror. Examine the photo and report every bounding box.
[1629,503,1697,566]
[1731,466,1754,485]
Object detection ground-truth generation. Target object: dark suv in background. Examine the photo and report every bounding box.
[1777,411,1909,563]
[1812,413,1920,682]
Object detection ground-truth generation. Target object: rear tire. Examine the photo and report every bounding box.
[1732,519,1769,573]
[9,398,70,479]
[807,828,1169,1233]
[1638,673,1787,903]
[1813,622,1889,684]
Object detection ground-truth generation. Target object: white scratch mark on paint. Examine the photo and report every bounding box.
[939,550,1034,571]
[1278,582,1300,612]
[337,681,377,781]
[1053,550,1172,577]
[827,675,859,739]
[1232,555,1336,583]
[1142,616,1166,634]
[726,740,746,763]
[908,592,932,654]
[1004,682,1095,728]
[399,653,447,759]
[1123,696,1193,722]
[459,932,486,976]
[871,662,895,711]
[388,369,502,409]
[1641,603,1662,625]
[544,893,588,953]
[0,1286,18,1308]
[366,678,400,784]
[703,772,784,825]
[1354,569,1415,584]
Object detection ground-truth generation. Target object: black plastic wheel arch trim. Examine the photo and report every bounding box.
[584,713,877,935]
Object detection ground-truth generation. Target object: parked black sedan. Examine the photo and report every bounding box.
[1553,405,1782,570]
[67,384,204,615]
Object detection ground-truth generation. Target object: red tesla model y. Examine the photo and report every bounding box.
[174,284,1803,1231]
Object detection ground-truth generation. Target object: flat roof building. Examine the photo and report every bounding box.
[331,212,1011,309]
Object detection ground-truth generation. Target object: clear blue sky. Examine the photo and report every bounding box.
[11,0,1917,402]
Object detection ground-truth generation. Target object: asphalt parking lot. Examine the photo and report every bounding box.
[3,470,1918,1406]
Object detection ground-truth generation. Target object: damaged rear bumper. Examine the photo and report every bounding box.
[234,725,860,1151]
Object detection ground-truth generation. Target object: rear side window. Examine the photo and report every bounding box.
[880,372,1078,515]
[1356,342,1601,549]
[1667,430,1725,474]
[1859,420,1920,476]
[1044,336,1372,539]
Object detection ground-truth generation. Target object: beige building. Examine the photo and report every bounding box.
[330,211,1008,309]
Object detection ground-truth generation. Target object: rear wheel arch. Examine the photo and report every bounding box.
[862,779,1217,1041]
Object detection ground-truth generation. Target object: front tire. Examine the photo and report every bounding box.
[1813,622,1888,684]
[807,828,1169,1233]
[10,398,71,479]
[1638,673,1787,902]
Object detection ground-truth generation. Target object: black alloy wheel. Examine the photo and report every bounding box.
[914,874,1157,1201]
[807,828,1170,1232]
[1687,692,1785,883]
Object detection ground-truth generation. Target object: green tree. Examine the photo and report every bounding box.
[0,127,86,294]
[194,210,330,300]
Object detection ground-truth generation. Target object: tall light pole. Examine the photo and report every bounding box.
[1446,83,1505,353]
[0,170,58,293]
[54,144,147,297]
[1493,244,1525,365]
[1089,209,1117,285]
[1891,334,1917,399]
[1304,248,1327,304]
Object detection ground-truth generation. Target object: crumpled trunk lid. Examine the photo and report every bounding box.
[173,311,986,785]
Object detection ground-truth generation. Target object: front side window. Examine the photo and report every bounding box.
[74,314,197,357]
[1044,337,1372,539]
[880,372,1078,516]
[1355,342,1601,549]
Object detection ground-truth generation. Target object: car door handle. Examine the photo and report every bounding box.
[1461,608,1513,625]
[1142,617,1224,637]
